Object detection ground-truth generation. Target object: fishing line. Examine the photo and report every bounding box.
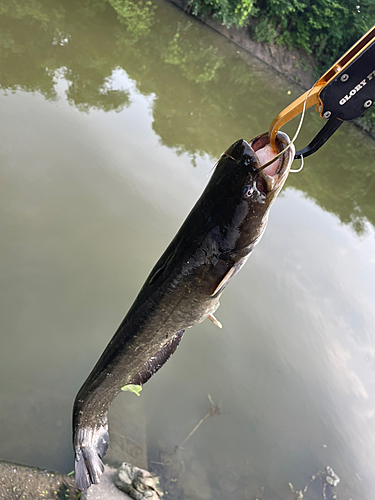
[209,82,315,177]
[290,154,304,173]
[257,84,314,174]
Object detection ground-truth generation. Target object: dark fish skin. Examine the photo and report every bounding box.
[72,132,295,490]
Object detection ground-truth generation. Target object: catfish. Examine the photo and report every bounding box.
[73,132,295,490]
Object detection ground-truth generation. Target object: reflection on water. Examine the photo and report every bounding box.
[2,0,375,232]
[1,0,375,498]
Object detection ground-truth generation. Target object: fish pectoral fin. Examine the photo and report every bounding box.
[208,314,222,329]
[211,266,237,297]
[211,257,250,297]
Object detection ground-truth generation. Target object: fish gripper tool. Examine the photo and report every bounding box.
[269,24,375,159]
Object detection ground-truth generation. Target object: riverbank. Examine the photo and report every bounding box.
[0,461,78,500]
[0,396,150,500]
[167,0,316,88]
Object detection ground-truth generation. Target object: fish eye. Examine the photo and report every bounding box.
[243,185,253,198]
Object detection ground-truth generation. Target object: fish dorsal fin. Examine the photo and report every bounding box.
[148,263,165,285]
[148,246,178,285]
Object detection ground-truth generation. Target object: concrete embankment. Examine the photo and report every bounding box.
[0,394,147,500]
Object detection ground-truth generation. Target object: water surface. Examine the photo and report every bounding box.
[1,1,375,498]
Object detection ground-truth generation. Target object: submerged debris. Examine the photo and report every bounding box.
[115,462,163,500]
[325,466,340,487]
[177,394,220,450]
[148,395,221,499]
[288,466,340,500]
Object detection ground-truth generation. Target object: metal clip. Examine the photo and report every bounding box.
[269,25,375,159]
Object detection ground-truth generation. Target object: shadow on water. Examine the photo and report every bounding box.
[1,0,375,234]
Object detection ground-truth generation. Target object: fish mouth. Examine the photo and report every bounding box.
[250,131,295,194]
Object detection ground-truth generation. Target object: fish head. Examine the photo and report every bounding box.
[223,130,294,207]
[207,131,295,253]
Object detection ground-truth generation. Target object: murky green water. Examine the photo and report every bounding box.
[1,0,375,498]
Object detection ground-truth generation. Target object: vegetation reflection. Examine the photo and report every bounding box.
[0,0,374,234]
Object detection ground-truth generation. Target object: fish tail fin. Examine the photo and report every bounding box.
[74,425,109,490]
